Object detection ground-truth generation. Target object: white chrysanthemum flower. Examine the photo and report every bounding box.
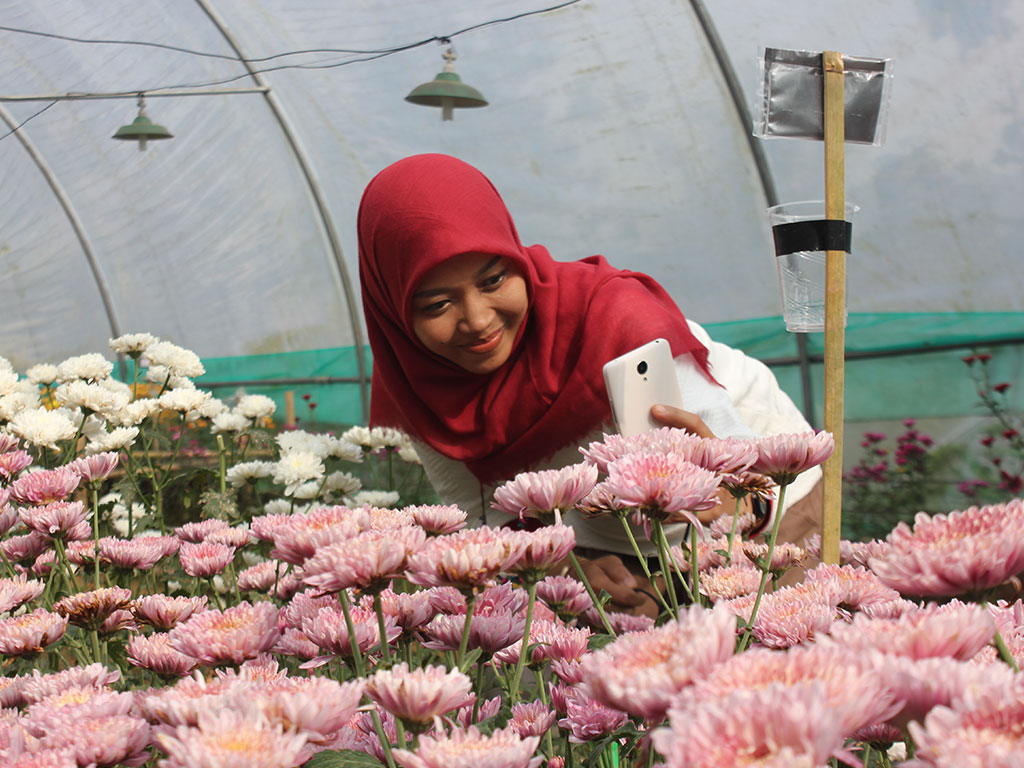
[109,332,158,356]
[144,341,205,378]
[226,461,273,488]
[0,392,32,421]
[99,377,133,398]
[272,450,325,495]
[159,388,213,415]
[120,398,161,426]
[211,412,251,434]
[0,370,20,397]
[198,397,228,420]
[234,397,276,421]
[235,394,276,420]
[353,489,401,508]
[398,444,421,465]
[324,470,362,496]
[342,425,373,448]
[146,364,195,390]
[326,436,363,463]
[0,356,12,373]
[86,426,139,455]
[56,380,131,417]
[369,426,409,451]
[56,353,113,382]
[292,480,323,500]
[276,429,331,458]
[102,492,148,537]
[24,364,59,386]
[8,407,77,450]
[80,414,109,442]
[263,498,292,516]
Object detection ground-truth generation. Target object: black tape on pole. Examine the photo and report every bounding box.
[772,219,852,256]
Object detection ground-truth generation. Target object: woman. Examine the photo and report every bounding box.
[357,153,820,610]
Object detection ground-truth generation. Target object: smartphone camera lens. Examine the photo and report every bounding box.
[637,360,648,375]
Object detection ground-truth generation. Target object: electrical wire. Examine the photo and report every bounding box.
[0,100,57,141]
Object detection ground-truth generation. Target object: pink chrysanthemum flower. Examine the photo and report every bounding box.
[494,619,592,667]
[98,536,173,571]
[750,431,834,485]
[690,436,759,475]
[6,748,77,768]
[699,563,763,601]
[749,580,836,648]
[0,449,33,480]
[0,676,23,708]
[536,575,592,618]
[695,644,901,737]
[205,526,252,549]
[0,608,67,655]
[275,627,320,660]
[156,708,310,768]
[0,501,18,536]
[492,463,598,523]
[18,500,88,540]
[19,664,120,704]
[245,675,365,745]
[653,683,853,768]
[743,540,806,572]
[169,601,281,667]
[22,685,134,735]
[392,725,540,768]
[558,687,628,744]
[509,700,556,738]
[365,662,473,729]
[174,518,230,543]
[803,563,904,614]
[507,524,576,579]
[65,452,119,484]
[9,467,80,505]
[823,600,995,660]
[603,452,721,527]
[270,505,369,565]
[127,632,200,677]
[582,608,656,634]
[420,611,524,654]
[302,601,399,661]
[0,573,45,614]
[366,506,415,530]
[405,526,526,589]
[131,594,208,630]
[580,428,705,474]
[669,538,730,573]
[300,526,426,593]
[868,499,1024,597]
[40,713,151,768]
[248,512,293,543]
[135,671,239,728]
[408,504,467,535]
[100,608,136,635]
[361,586,436,632]
[907,675,1024,766]
[455,694,502,729]
[54,587,133,631]
[277,589,336,630]
[179,541,236,578]
[578,603,737,720]
[1,532,50,564]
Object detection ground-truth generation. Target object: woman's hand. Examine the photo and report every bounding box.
[650,404,715,438]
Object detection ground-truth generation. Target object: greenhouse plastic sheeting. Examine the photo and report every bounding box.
[1,1,1023,424]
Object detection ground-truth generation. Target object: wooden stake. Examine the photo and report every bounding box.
[821,51,846,565]
[284,390,296,428]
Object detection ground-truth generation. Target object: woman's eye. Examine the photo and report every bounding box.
[481,270,507,289]
[419,299,449,314]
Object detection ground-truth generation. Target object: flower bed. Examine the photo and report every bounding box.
[0,338,1022,767]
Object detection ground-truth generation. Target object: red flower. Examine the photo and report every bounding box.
[993,382,1012,394]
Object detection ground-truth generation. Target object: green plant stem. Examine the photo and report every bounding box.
[725,496,742,564]
[651,521,679,614]
[862,745,872,768]
[567,551,616,637]
[456,592,477,670]
[338,589,366,677]
[738,483,789,653]
[369,709,397,768]
[510,579,538,704]
[216,435,227,494]
[689,524,702,607]
[472,660,487,723]
[993,626,1021,672]
[617,516,672,615]
[0,548,16,579]
[90,627,102,666]
[373,591,392,664]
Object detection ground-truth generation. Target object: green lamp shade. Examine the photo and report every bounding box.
[112,115,173,150]
[405,71,487,120]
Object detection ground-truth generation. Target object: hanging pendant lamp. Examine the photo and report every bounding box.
[405,45,488,121]
[112,94,173,150]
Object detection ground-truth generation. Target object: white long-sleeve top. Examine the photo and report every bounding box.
[413,321,820,556]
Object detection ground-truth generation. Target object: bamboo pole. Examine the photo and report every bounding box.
[821,51,846,565]
[284,390,297,428]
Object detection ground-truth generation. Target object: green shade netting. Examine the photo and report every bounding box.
[124,312,1023,429]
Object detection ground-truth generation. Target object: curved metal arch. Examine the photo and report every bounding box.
[0,102,127,379]
[194,0,370,423]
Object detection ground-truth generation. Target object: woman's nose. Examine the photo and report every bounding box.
[459,292,494,333]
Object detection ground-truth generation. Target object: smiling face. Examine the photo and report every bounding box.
[410,252,529,375]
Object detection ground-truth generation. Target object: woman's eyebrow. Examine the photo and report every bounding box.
[412,257,504,299]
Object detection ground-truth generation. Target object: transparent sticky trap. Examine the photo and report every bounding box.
[753,47,894,146]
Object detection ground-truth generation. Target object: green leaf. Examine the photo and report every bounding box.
[303,749,386,768]
[587,633,616,651]
[458,647,483,674]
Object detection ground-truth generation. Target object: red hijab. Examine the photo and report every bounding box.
[358,154,713,484]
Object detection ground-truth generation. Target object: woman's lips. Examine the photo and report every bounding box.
[461,328,503,354]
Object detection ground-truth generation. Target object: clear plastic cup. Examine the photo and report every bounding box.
[767,200,858,333]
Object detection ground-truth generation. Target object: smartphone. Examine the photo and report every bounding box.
[602,338,683,436]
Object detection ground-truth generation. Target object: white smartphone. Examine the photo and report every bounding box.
[602,338,684,437]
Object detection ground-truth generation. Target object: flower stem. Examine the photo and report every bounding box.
[456,592,477,670]
[689,524,702,607]
[91,487,101,589]
[993,625,1020,672]
[725,496,742,565]
[338,589,366,678]
[216,435,227,494]
[651,521,679,614]
[617,516,671,615]
[372,591,392,665]
[568,551,616,637]
[510,579,538,704]
[738,483,788,653]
